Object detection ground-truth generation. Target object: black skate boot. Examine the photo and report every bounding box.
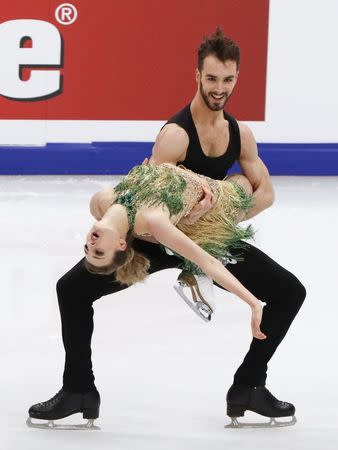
[27,388,101,430]
[225,385,297,428]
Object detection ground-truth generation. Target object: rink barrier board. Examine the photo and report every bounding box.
[0,142,337,175]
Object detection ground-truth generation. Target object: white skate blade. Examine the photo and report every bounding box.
[26,417,100,430]
[225,415,297,429]
[174,284,212,322]
[195,275,216,309]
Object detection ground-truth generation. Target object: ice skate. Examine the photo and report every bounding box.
[27,388,101,430]
[174,270,215,322]
[225,385,297,428]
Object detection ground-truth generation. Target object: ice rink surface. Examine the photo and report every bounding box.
[1,174,337,450]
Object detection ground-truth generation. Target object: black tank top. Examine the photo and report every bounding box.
[164,104,241,180]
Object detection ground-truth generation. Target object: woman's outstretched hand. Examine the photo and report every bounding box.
[251,301,267,340]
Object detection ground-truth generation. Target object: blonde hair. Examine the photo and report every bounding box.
[84,231,150,285]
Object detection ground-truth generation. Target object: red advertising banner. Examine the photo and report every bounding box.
[0,0,269,120]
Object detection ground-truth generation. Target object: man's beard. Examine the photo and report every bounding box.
[199,80,229,111]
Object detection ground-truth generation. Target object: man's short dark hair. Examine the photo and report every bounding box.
[197,27,240,71]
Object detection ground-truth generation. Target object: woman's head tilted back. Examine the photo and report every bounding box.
[84,220,129,274]
[84,214,150,285]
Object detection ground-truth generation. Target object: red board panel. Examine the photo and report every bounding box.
[0,0,269,120]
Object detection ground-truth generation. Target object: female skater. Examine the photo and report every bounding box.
[84,162,266,340]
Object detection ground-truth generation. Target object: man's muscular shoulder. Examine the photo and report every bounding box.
[151,123,189,164]
[238,122,257,160]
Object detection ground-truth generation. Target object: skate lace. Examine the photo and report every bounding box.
[264,388,289,407]
[39,389,65,408]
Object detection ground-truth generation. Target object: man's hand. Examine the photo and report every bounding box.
[180,182,216,225]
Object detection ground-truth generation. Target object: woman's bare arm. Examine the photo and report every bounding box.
[90,188,117,219]
[145,210,266,339]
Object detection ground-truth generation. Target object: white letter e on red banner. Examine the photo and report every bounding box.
[0,19,62,100]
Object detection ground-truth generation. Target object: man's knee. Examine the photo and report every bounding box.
[56,260,87,304]
[286,274,307,311]
[56,273,70,299]
[56,273,76,307]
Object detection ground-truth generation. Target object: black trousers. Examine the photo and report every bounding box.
[57,240,306,392]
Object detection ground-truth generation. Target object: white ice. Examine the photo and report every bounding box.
[0,175,337,450]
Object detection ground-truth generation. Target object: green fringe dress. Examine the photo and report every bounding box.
[113,163,254,274]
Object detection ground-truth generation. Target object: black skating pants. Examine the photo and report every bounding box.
[57,240,306,392]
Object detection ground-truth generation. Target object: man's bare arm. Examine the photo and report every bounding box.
[238,123,275,219]
[150,123,188,164]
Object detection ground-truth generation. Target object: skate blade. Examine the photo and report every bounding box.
[26,417,100,430]
[225,415,297,429]
[174,284,212,322]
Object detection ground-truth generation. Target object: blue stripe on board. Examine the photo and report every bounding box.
[0,142,337,175]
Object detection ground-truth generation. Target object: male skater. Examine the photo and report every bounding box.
[28,28,306,429]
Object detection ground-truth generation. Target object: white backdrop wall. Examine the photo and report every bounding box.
[0,0,337,146]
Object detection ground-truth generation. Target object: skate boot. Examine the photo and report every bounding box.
[174,270,215,322]
[27,388,101,430]
[225,385,297,428]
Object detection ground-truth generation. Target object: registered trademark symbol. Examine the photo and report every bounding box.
[55,3,78,26]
